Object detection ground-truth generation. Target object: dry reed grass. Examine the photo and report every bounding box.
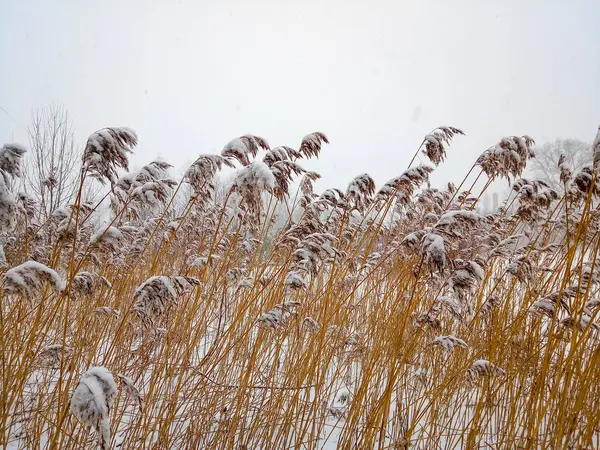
[1,126,600,449]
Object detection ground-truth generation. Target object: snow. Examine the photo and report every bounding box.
[0,143,27,178]
[4,260,66,295]
[0,172,17,234]
[435,209,481,227]
[70,366,117,449]
[593,125,600,169]
[432,335,468,352]
[90,226,124,246]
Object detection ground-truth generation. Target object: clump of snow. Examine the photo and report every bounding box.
[70,366,118,450]
[90,226,124,252]
[0,143,27,179]
[284,271,308,289]
[435,210,481,227]
[3,260,66,298]
[0,167,17,235]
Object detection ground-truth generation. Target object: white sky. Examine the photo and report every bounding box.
[1,0,599,195]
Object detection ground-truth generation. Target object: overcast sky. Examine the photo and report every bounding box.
[1,0,599,195]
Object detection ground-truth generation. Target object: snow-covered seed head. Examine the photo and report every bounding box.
[0,143,27,180]
[476,135,535,182]
[233,161,276,211]
[421,233,450,273]
[421,126,464,166]
[188,254,220,269]
[298,171,321,207]
[0,176,17,235]
[37,344,71,368]
[558,154,573,184]
[93,306,120,318]
[302,316,320,333]
[222,135,270,166]
[262,146,302,166]
[431,335,468,352]
[133,275,200,328]
[299,132,329,159]
[467,360,506,382]
[256,301,301,330]
[129,179,177,216]
[375,165,433,205]
[82,127,137,185]
[592,125,600,170]
[70,366,117,450]
[285,270,309,290]
[184,154,234,197]
[89,226,124,254]
[269,160,306,199]
[346,173,376,212]
[116,374,143,413]
[3,260,66,298]
[71,272,110,297]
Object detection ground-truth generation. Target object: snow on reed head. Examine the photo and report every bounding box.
[133,275,200,328]
[476,135,535,182]
[421,126,464,166]
[71,271,111,297]
[467,360,506,381]
[0,143,27,180]
[375,165,433,205]
[268,160,306,199]
[298,171,321,207]
[90,226,124,253]
[431,335,468,352]
[260,141,306,199]
[558,154,573,184]
[0,143,27,264]
[233,160,276,211]
[256,300,301,330]
[421,233,450,273]
[185,154,234,197]
[116,373,144,413]
[82,127,137,185]
[346,173,376,213]
[299,132,329,159]
[0,172,17,236]
[112,160,173,207]
[592,125,600,170]
[3,260,66,298]
[129,178,177,217]
[70,366,117,450]
[222,134,270,166]
[262,146,302,166]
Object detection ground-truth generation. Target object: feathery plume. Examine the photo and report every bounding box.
[222,135,269,166]
[3,260,66,298]
[299,132,329,159]
[346,173,376,212]
[82,127,137,185]
[70,366,118,450]
[421,126,464,166]
[431,335,468,352]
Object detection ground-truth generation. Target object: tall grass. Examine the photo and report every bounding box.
[1,127,600,449]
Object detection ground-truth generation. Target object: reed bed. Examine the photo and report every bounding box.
[1,125,600,449]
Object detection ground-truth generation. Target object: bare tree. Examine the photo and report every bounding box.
[528,138,591,191]
[23,105,81,219]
